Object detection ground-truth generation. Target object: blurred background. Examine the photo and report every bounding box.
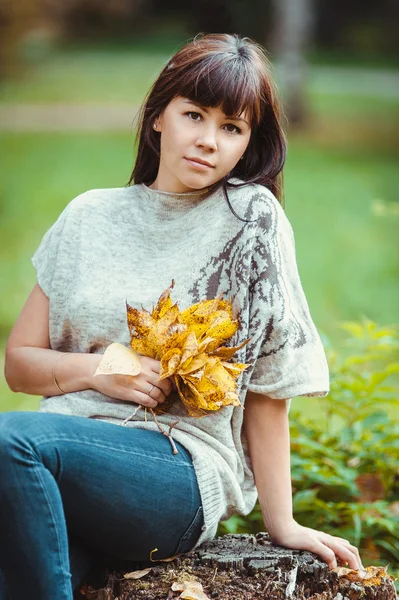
[1,0,399,583]
[3,0,398,412]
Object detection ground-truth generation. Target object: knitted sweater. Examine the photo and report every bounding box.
[31,178,330,551]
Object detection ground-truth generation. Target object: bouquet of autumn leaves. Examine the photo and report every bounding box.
[94,279,251,451]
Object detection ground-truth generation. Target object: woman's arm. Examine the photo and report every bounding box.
[243,391,294,540]
[243,391,364,571]
[4,283,99,396]
[5,347,100,396]
[4,283,172,405]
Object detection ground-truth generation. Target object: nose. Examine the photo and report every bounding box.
[195,124,217,152]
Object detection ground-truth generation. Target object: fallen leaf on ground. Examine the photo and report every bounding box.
[332,564,396,586]
[171,578,211,599]
[123,567,152,579]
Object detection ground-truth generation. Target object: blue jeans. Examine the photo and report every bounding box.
[0,411,204,600]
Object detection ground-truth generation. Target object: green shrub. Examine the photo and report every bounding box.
[218,317,399,588]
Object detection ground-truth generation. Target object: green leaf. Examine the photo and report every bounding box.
[293,489,319,512]
[362,411,390,428]
[219,514,248,534]
[352,512,362,547]
[375,540,399,562]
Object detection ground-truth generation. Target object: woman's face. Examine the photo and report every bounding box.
[151,95,252,193]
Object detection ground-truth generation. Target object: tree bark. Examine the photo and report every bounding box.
[78,532,397,600]
[270,0,315,128]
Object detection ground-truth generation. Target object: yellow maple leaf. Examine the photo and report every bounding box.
[332,564,396,585]
[126,279,252,417]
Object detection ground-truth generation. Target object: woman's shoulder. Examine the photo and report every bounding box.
[226,178,286,223]
[64,186,132,214]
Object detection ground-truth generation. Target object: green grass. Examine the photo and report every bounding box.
[0,49,167,104]
[284,143,399,328]
[308,48,399,70]
[309,92,399,119]
[0,36,183,104]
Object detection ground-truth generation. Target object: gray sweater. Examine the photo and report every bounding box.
[31,178,329,550]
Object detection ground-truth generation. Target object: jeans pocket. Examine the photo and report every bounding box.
[173,505,204,555]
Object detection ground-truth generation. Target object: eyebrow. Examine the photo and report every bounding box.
[182,99,249,126]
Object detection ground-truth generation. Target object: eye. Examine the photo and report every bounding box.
[184,111,242,134]
[184,111,202,121]
[224,123,242,134]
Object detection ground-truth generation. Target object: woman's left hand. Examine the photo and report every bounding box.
[270,520,364,571]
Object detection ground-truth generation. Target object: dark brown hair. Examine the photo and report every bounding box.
[126,33,287,221]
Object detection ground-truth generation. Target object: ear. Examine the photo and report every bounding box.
[153,113,163,132]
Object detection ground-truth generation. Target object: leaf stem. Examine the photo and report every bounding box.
[120,405,142,426]
[149,409,180,454]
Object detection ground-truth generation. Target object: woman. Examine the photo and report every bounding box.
[1,33,363,599]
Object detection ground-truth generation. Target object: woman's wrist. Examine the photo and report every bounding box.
[84,354,103,391]
[260,504,296,541]
[51,351,102,394]
[5,348,103,396]
[266,517,297,544]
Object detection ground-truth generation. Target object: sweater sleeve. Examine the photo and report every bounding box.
[31,191,91,299]
[31,205,72,298]
[246,193,330,400]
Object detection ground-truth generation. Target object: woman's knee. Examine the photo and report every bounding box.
[0,409,39,433]
[0,411,50,457]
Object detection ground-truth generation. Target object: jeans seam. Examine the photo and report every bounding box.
[34,461,71,598]
[33,438,194,466]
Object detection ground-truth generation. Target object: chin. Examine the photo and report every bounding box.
[177,177,212,191]
[190,173,221,186]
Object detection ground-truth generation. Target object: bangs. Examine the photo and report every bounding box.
[175,55,262,127]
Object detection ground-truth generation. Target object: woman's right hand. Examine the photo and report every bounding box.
[89,354,173,408]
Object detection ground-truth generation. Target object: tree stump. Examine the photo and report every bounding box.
[78,532,397,600]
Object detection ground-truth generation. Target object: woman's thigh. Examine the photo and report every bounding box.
[0,411,204,563]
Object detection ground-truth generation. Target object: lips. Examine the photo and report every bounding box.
[185,157,215,168]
